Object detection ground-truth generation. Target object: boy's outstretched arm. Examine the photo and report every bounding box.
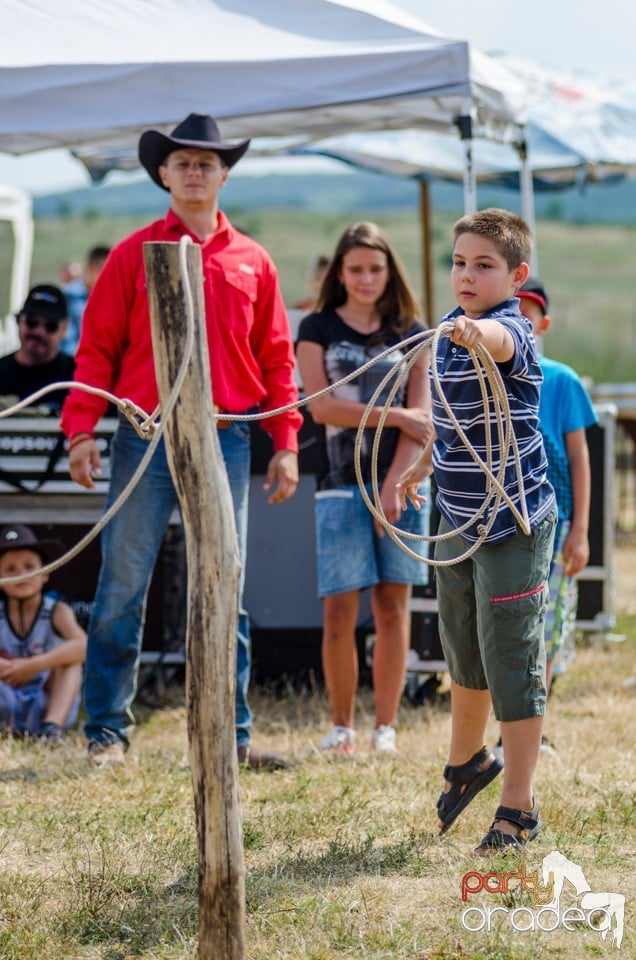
[452,316,515,363]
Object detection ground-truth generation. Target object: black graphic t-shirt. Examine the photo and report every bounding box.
[297,310,424,489]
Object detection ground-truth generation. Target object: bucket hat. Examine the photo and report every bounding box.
[138,113,251,189]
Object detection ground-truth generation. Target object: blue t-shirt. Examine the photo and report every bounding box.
[431,299,555,544]
[538,355,598,521]
[60,280,88,355]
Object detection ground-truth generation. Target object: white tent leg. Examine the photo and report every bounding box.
[517,135,538,273]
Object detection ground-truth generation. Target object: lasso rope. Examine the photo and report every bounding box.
[0,239,530,583]
[0,235,196,584]
[353,321,531,566]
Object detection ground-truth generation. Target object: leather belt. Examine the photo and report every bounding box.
[213,405,232,430]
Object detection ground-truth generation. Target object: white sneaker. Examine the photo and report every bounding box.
[539,735,558,758]
[371,724,397,753]
[317,725,356,754]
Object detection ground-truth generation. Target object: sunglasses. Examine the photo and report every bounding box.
[22,315,62,333]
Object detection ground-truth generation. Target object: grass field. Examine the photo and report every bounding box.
[1,208,635,384]
[0,544,634,960]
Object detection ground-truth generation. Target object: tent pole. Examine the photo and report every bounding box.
[517,133,539,272]
[419,179,434,326]
[457,112,476,213]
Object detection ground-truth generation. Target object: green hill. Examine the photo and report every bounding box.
[2,170,635,384]
[32,169,636,225]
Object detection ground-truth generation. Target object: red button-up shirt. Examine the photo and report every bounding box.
[61,209,302,452]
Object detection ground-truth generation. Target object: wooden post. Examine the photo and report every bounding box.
[144,240,246,960]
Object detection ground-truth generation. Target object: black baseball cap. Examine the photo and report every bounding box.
[518,277,549,313]
[18,284,68,322]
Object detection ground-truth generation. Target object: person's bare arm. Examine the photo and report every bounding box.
[0,603,86,687]
[563,427,592,576]
[296,340,432,444]
[378,347,433,534]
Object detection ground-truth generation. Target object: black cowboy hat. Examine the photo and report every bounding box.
[138,113,251,189]
[0,524,63,563]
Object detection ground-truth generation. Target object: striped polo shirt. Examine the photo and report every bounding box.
[432,299,555,544]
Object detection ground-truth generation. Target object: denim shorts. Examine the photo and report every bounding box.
[315,481,430,597]
[435,508,557,722]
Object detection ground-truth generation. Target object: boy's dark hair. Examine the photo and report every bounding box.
[453,208,533,270]
[318,220,424,342]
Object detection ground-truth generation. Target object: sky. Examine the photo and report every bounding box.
[0,0,633,195]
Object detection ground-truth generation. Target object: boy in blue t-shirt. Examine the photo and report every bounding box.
[518,277,597,693]
[398,208,556,856]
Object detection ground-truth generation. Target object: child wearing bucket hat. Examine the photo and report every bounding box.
[0,524,86,743]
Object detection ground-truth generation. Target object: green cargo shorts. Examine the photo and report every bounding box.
[434,509,557,722]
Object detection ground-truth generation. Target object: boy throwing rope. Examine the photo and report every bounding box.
[398,209,556,855]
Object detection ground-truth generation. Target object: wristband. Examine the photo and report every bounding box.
[67,432,94,452]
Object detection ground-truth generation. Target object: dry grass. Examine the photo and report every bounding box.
[0,549,634,959]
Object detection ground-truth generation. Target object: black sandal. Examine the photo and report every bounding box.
[474,799,541,856]
[437,746,503,835]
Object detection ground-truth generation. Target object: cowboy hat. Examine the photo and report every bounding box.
[138,113,251,189]
[0,524,63,563]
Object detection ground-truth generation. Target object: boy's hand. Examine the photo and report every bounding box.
[0,656,36,686]
[396,451,432,512]
[450,315,484,350]
[563,527,589,577]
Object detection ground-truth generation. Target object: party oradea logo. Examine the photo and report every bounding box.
[460,849,625,948]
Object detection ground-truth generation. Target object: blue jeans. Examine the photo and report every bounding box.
[84,416,252,748]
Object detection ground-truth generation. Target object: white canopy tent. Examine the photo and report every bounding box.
[285,57,636,313]
[0,0,526,187]
[0,0,529,329]
[497,53,636,179]
[0,184,34,353]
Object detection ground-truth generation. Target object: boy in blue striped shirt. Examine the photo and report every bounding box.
[398,208,556,855]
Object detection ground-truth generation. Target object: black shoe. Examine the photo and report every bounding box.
[237,745,289,771]
[474,799,541,856]
[37,721,64,745]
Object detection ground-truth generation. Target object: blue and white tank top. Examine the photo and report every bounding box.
[0,594,60,692]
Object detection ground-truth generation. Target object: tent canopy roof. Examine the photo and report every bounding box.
[0,0,525,155]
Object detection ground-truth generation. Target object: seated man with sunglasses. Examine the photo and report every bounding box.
[0,285,75,413]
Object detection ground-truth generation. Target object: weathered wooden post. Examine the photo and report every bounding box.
[144,240,246,960]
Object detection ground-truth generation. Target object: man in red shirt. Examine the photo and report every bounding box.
[61,114,302,769]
